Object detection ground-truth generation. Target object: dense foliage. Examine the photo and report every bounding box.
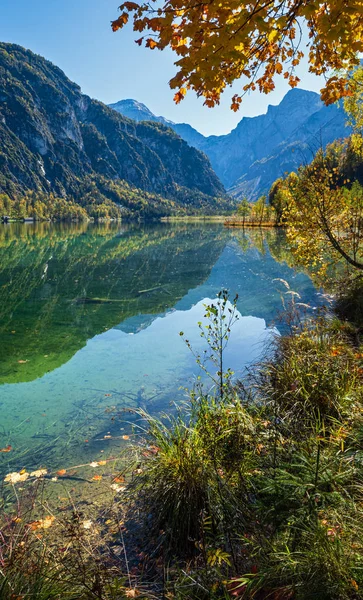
[266,137,363,280]
[112,1,363,109]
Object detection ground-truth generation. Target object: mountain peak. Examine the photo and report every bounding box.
[108,98,159,122]
[266,88,321,115]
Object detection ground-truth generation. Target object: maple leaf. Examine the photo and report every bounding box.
[122,1,139,10]
[146,38,158,49]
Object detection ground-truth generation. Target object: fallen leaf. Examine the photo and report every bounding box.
[57,469,67,477]
[111,483,126,493]
[113,475,125,483]
[30,469,47,478]
[92,475,102,481]
[0,445,12,453]
[122,435,130,440]
[29,515,55,530]
[17,360,28,364]
[4,471,29,484]
[125,589,141,598]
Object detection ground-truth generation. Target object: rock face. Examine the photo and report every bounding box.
[110,90,351,200]
[0,43,226,214]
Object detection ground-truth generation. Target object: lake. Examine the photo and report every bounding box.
[0,222,321,477]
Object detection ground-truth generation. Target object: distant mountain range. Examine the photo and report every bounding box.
[110,91,351,200]
[0,42,230,217]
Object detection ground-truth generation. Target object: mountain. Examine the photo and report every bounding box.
[0,43,229,218]
[110,90,350,200]
[110,99,206,149]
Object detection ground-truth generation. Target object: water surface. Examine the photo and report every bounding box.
[0,222,320,474]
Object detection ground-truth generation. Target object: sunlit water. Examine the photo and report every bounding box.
[0,222,321,475]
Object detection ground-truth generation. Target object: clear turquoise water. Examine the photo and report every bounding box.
[0,222,321,475]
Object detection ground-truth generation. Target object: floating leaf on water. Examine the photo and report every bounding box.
[89,462,99,468]
[30,469,47,478]
[122,435,130,440]
[0,445,12,453]
[92,475,102,481]
[4,471,29,484]
[98,460,107,466]
[29,515,55,530]
[57,469,67,476]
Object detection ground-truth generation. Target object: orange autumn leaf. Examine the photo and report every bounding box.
[122,435,130,440]
[113,475,125,483]
[146,38,158,49]
[174,88,186,103]
[0,445,12,453]
[57,469,67,477]
[28,516,55,531]
[92,475,102,481]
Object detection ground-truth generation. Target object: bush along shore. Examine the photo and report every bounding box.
[1,284,363,599]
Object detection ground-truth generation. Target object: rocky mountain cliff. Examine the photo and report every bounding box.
[0,43,228,217]
[110,90,350,200]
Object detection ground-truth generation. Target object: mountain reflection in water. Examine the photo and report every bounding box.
[0,222,320,474]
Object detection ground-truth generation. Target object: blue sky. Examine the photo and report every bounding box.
[0,0,325,136]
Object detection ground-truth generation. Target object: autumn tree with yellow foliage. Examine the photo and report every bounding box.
[112,0,363,110]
